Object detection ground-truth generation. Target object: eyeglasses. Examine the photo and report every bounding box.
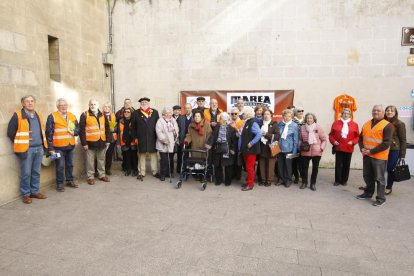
[231,113,238,115]
[124,111,131,114]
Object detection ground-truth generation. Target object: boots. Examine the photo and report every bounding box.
[310,182,316,191]
[300,179,307,189]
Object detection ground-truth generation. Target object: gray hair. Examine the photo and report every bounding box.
[372,104,384,111]
[282,109,293,117]
[220,112,230,123]
[243,107,255,119]
[21,95,36,103]
[230,107,239,114]
[162,107,173,115]
[304,112,317,123]
[56,98,67,107]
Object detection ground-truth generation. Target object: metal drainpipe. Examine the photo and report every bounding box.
[107,0,117,113]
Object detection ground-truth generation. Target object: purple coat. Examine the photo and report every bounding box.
[299,124,327,157]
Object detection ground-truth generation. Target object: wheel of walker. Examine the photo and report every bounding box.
[201,182,207,191]
[176,181,182,189]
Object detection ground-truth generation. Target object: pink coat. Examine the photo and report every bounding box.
[299,124,327,157]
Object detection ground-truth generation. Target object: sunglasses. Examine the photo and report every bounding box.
[297,110,304,112]
[231,113,238,115]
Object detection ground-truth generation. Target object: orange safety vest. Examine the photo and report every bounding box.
[51,111,76,147]
[108,113,118,141]
[119,120,137,147]
[85,112,106,142]
[13,110,48,153]
[362,119,390,160]
[204,108,222,124]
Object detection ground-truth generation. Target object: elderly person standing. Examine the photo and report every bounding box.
[7,95,48,204]
[192,96,207,114]
[357,105,393,207]
[329,108,359,186]
[384,105,407,195]
[277,109,299,187]
[229,107,244,181]
[259,109,280,186]
[292,107,305,184]
[119,107,138,176]
[46,98,79,192]
[156,107,179,181]
[206,112,237,186]
[132,97,160,179]
[176,103,193,173]
[204,98,222,130]
[184,110,212,158]
[79,99,111,185]
[102,102,118,176]
[299,113,327,191]
[238,107,261,191]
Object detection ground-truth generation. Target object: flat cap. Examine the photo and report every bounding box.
[173,105,181,110]
[196,96,205,101]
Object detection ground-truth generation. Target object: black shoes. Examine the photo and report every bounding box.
[385,189,392,195]
[373,200,386,207]
[56,187,65,192]
[285,181,292,188]
[153,173,161,179]
[131,171,138,177]
[334,182,340,186]
[310,183,316,191]
[125,171,131,176]
[159,176,165,181]
[300,183,307,189]
[241,186,253,191]
[293,177,299,184]
[356,193,372,200]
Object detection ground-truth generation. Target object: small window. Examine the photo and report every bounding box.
[48,35,61,82]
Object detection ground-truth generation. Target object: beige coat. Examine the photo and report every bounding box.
[155,118,179,153]
[184,120,212,158]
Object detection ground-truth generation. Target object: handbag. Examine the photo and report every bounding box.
[393,159,411,182]
[269,135,280,157]
[332,146,336,155]
[300,141,310,152]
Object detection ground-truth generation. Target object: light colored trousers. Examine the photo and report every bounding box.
[87,148,105,179]
[139,152,158,176]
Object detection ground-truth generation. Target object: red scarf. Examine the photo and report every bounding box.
[194,122,204,136]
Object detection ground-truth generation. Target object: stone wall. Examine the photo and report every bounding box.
[0,0,109,204]
[113,0,414,169]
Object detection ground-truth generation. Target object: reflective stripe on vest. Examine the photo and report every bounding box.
[51,111,76,147]
[119,120,137,147]
[13,110,48,153]
[362,119,390,160]
[109,113,118,141]
[85,112,106,142]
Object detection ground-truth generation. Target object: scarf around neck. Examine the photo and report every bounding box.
[305,123,317,144]
[163,116,175,132]
[281,120,292,140]
[340,118,350,138]
[261,120,271,144]
[194,121,204,136]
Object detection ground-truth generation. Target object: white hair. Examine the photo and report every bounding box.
[56,98,67,107]
[220,112,230,123]
[243,107,255,119]
[162,107,173,115]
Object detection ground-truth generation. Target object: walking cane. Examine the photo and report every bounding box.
[136,151,143,181]
[166,143,172,183]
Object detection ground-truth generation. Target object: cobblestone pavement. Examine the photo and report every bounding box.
[1,167,414,275]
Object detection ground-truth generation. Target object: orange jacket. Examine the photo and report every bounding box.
[362,119,390,160]
[204,108,222,124]
[51,111,76,147]
[119,120,137,147]
[13,110,48,153]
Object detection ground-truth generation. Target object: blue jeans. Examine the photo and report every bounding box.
[386,150,400,189]
[55,149,74,187]
[20,146,44,196]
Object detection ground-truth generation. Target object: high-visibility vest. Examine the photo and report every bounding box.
[108,113,118,141]
[85,112,106,142]
[51,111,76,147]
[119,120,137,147]
[362,119,390,160]
[204,108,222,124]
[13,110,48,153]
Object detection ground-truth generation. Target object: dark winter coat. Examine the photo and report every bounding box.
[132,108,159,153]
[207,124,237,166]
[259,121,280,158]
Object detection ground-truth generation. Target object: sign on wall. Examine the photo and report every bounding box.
[402,27,414,46]
[180,90,294,121]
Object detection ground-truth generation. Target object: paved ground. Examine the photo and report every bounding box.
[1,165,414,275]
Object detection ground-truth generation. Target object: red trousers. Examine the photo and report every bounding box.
[243,154,256,187]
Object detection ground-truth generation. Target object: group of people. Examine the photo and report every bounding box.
[7,95,406,207]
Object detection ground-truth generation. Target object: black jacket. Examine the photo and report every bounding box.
[177,114,192,145]
[132,108,159,153]
[240,118,261,155]
[207,125,237,166]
